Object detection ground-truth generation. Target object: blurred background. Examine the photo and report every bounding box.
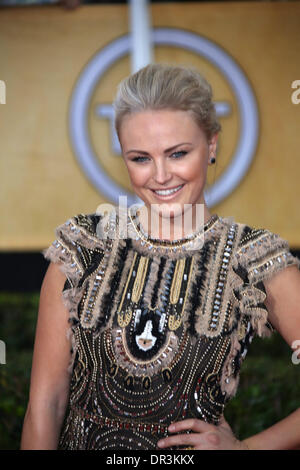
[0,0,299,450]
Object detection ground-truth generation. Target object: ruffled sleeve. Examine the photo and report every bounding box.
[41,212,106,370]
[232,227,300,338]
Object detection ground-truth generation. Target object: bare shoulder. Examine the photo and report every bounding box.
[41,260,69,294]
[38,261,70,336]
[264,263,300,290]
[263,263,300,311]
[28,262,72,410]
[263,264,300,348]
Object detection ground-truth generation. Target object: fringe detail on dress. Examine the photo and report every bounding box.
[181,242,213,341]
[236,230,300,284]
[232,230,300,338]
[142,256,170,311]
[42,243,82,287]
[105,241,137,326]
[181,224,233,340]
[219,331,241,397]
[92,236,127,336]
[57,216,106,252]
[230,254,272,338]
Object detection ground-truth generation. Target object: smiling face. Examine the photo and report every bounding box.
[119,109,218,237]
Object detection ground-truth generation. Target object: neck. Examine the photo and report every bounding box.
[137,203,212,241]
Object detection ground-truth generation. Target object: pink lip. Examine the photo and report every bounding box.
[150,184,185,200]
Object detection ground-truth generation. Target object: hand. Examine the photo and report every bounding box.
[157,416,250,450]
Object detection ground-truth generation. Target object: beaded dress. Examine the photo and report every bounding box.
[42,205,300,450]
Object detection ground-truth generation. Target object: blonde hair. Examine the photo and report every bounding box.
[113,63,221,141]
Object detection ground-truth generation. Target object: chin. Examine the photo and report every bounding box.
[153,203,185,220]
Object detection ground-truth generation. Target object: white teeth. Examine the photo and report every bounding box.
[154,185,183,196]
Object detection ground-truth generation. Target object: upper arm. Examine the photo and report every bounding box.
[263,264,300,352]
[28,261,72,414]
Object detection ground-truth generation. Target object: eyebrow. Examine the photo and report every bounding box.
[125,142,192,156]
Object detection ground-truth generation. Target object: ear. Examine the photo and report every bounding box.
[208,132,219,155]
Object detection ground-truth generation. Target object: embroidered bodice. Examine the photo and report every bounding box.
[43,205,300,450]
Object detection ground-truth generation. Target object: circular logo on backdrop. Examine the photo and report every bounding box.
[69,28,259,207]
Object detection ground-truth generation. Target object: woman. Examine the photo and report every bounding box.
[21,64,300,450]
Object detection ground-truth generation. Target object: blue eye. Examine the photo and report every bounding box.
[131,156,150,163]
[171,151,187,159]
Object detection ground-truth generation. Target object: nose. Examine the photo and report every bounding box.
[153,158,172,185]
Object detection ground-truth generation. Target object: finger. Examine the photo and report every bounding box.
[217,415,233,431]
[157,431,221,450]
[157,434,197,449]
[168,418,215,434]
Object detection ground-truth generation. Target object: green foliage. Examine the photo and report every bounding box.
[0,292,38,450]
[225,335,300,439]
[0,292,299,449]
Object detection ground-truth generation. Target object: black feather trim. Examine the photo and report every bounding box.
[150,257,167,309]
[186,240,213,337]
[95,239,131,332]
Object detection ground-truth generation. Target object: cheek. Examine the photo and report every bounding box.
[126,164,150,189]
[180,156,206,183]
